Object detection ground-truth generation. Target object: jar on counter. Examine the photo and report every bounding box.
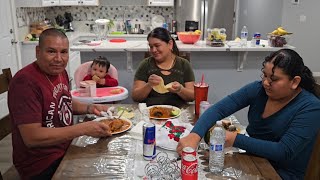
[251,32,261,47]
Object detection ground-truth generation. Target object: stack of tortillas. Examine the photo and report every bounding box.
[153,77,173,94]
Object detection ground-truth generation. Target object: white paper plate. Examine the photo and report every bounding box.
[151,15,165,28]
[148,105,181,120]
[94,117,133,135]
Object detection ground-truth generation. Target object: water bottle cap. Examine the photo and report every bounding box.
[216,120,222,126]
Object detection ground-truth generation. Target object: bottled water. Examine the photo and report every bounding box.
[209,121,226,173]
[240,26,248,47]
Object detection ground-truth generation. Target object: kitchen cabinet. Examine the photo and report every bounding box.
[15,0,59,7]
[59,0,99,6]
[147,0,174,6]
[20,42,37,68]
[67,51,81,90]
[15,0,98,7]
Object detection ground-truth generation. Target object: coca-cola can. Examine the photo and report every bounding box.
[181,154,198,180]
[182,147,196,157]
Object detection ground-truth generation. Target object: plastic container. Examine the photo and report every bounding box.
[209,120,226,173]
[240,26,248,47]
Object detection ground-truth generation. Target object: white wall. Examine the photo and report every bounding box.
[282,0,320,73]
[237,0,283,39]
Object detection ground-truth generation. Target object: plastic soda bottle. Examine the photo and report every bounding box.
[209,120,226,173]
[240,26,248,47]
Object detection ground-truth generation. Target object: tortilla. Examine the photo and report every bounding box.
[164,82,173,89]
[153,77,169,94]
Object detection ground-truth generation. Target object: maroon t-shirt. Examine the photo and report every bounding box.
[8,62,73,179]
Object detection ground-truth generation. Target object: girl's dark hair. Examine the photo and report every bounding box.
[91,56,110,72]
[262,49,317,96]
[147,27,179,56]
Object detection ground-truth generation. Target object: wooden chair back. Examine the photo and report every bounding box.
[0,68,12,140]
[0,68,13,180]
[304,83,320,179]
[314,83,320,98]
[305,131,320,180]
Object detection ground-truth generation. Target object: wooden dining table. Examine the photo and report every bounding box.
[52,104,281,180]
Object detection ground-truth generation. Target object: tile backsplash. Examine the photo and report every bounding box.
[17,6,174,32]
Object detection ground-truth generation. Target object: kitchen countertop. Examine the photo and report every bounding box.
[70,39,295,52]
[21,31,295,71]
[22,31,294,53]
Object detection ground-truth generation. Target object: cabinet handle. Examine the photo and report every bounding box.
[11,39,18,44]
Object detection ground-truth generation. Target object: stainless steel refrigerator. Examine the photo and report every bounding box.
[175,0,236,40]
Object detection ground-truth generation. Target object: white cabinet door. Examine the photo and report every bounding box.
[42,0,59,6]
[59,0,79,6]
[82,0,99,6]
[15,0,58,7]
[68,51,81,90]
[15,0,42,7]
[60,0,99,6]
[147,0,174,6]
[21,43,37,68]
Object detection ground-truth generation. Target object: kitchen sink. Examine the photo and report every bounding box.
[73,35,147,44]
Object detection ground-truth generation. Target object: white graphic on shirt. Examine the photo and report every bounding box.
[45,82,72,127]
[58,95,72,125]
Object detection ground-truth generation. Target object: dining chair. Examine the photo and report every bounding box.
[0,68,20,180]
[74,61,118,88]
[304,83,320,180]
[305,131,320,180]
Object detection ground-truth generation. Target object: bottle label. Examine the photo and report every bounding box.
[241,32,248,38]
[210,144,223,151]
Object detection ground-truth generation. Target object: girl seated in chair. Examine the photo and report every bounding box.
[83,56,118,87]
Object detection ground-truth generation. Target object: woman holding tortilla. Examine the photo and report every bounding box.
[132,27,195,107]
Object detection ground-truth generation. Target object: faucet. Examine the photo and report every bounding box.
[123,13,128,34]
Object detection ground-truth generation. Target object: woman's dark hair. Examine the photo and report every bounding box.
[147,27,179,56]
[91,56,110,72]
[262,49,317,96]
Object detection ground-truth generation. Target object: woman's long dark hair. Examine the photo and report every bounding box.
[147,27,179,56]
[262,49,317,96]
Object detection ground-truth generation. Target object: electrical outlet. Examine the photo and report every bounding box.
[292,0,299,5]
[17,17,25,27]
[300,15,306,22]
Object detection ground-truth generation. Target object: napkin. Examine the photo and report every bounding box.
[156,119,193,150]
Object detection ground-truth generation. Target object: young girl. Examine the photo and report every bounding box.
[83,56,118,87]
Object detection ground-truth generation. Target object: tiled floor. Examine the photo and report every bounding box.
[0,134,13,174]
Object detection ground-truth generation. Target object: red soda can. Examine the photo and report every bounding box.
[182,147,197,157]
[181,154,198,180]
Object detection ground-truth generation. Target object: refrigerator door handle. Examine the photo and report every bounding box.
[201,0,207,40]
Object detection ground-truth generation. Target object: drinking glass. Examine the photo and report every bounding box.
[194,83,209,116]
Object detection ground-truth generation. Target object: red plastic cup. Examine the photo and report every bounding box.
[194,83,209,116]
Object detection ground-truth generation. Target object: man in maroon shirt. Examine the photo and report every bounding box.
[8,28,112,180]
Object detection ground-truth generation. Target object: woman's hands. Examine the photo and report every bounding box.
[167,81,183,94]
[225,130,237,147]
[147,74,162,87]
[148,74,183,94]
[176,133,201,155]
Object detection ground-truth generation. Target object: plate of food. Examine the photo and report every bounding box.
[148,105,181,120]
[94,117,133,135]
